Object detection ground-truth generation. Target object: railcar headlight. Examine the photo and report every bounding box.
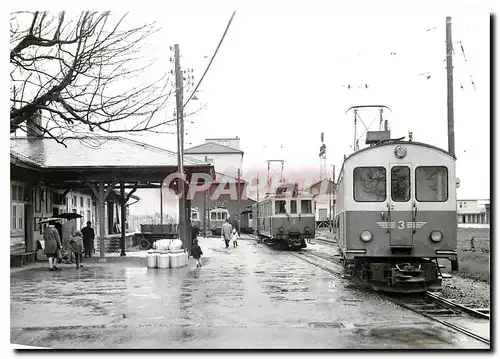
[360,230,373,242]
[305,227,310,233]
[430,230,443,242]
[279,227,284,233]
[394,145,407,159]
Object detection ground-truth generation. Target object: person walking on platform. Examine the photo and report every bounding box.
[43,220,62,271]
[81,221,95,258]
[231,228,239,248]
[221,219,233,249]
[70,230,84,268]
[191,239,204,267]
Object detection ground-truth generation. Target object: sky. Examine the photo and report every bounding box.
[120,2,491,214]
[6,0,494,216]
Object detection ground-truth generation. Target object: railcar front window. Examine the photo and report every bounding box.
[192,213,198,220]
[275,200,286,214]
[391,166,411,202]
[217,212,222,220]
[301,200,312,213]
[211,212,217,221]
[222,212,228,220]
[416,166,448,202]
[290,200,297,214]
[354,167,387,202]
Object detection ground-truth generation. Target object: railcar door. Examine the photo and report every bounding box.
[388,164,413,247]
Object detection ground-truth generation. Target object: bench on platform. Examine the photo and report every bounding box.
[10,251,37,267]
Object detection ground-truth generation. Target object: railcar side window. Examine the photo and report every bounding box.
[301,200,312,213]
[275,200,286,214]
[353,167,387,202]
[391,166,410,202]
[415,166,448,202]
[290,200,297,214]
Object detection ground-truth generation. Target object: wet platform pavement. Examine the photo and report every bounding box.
[11,236,488,349]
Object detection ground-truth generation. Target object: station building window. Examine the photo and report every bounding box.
[11,203,25,231]
[415,166,448,202]
[353,167,387,202]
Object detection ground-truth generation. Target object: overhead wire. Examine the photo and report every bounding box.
[183,10,236,108]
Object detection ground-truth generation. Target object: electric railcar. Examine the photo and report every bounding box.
[190,207,202,228]
[252,183,315,249]
[209,206,230,236]
[334,138,458,293]
[240,207,254,234]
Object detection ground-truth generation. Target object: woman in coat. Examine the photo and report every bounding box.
[43,220,62,271]
[69,230,84,268]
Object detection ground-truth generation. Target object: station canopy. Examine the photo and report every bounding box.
[10,136,215,190]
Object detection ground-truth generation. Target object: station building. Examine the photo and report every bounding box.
[185,136,255,227]
[10,126,213,263]
[303,178,335,229]
[457,199,490,226]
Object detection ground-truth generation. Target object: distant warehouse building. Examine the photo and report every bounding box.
[457,199,490,227]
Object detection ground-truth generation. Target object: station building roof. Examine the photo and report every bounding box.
[10,136,215,189]
[184,141,244,155]
[10,136,209,169]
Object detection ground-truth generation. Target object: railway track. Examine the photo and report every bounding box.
[287,250,345,279]
[381,292,490,346]
[288,248,490,347]
[313,237,337,245]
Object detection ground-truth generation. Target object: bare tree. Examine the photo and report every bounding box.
[10,11,175,145]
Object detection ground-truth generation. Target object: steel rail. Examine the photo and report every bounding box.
[380,293,490,346]
[287,251,345,279]
[289,246,490,346]
[425,291,490,319]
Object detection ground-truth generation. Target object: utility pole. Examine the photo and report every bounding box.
[256,171,259,236]
[160,180,163,227]
[329,165,335,233]
[446,16,456,157]
[203,186,207,237]
[174,44,187,249]
[237,168,241,235]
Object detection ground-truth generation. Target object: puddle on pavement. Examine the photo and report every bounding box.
[355,326,454,345]
[309,322,345,328]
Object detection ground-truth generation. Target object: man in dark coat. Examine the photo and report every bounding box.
[81,221,95,258]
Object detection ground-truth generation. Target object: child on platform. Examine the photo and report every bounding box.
[191,239,204,267]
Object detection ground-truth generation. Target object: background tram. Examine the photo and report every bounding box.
[252,183,315,249]
[208,206,230,236]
